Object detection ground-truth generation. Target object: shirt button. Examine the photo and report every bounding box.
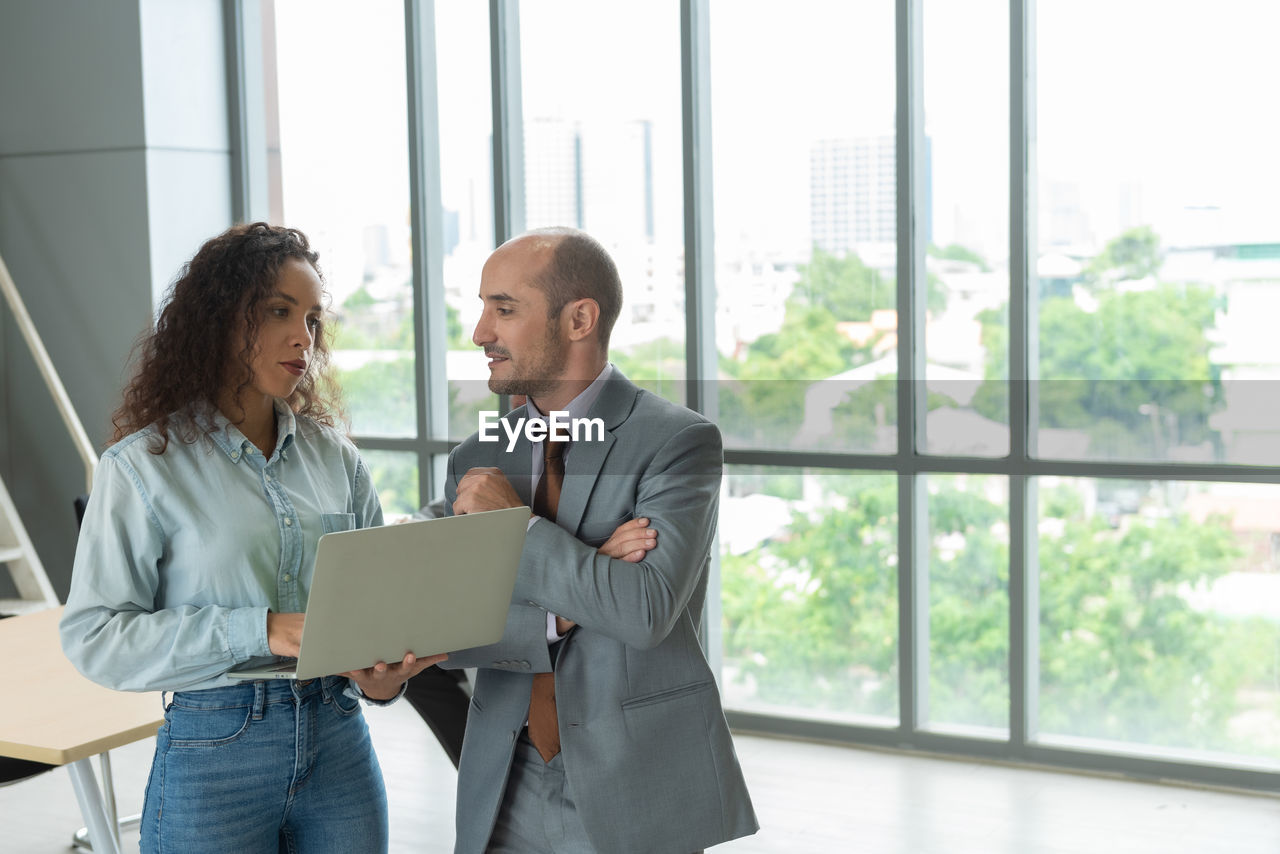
[285,518,293,527]
[264,474,273,482]
[284,574,293,582]
[231,451,240,460]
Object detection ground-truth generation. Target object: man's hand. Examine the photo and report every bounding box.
[342,651,449,701]
[454,467,523,514]
[598,517,658,563]
[267,612,305,657]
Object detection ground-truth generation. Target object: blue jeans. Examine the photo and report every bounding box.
[141,676,387,854]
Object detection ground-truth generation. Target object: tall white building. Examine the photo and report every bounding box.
[809,134,932,256]
[521,116,674,346]
[525,117,584,230]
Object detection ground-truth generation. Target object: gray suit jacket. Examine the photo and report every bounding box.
[442,373,758,854]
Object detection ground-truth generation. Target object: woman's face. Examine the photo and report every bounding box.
[237,258,325,403]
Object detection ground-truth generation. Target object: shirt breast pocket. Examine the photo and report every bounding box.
[576,514,634,548]
[320,512,356,534]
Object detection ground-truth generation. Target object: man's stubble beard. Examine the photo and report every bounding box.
[486,322,565,398]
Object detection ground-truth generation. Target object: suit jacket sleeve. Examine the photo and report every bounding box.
[518,419,722,650]
[437,437,554,674]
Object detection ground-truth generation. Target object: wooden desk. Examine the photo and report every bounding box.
[0,606,163,854]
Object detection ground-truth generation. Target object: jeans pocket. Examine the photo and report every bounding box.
[164,703,253,748]
[321,512,356,534]
[330,687,362,718]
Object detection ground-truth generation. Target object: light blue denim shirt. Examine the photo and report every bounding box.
[60,400,383,693]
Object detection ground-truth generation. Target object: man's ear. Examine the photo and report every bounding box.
[564,298,600,343]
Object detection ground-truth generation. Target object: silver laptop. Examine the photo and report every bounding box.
[228,506,529,680]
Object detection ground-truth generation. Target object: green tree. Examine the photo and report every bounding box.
[335,357,415,436]
[343,284,376,310]
[719,303,861,444]
[1084,225,1162,285]
[720,248,954,443]
[826,376,962,449]
[360,449,419,517]
[722,478,1009,723]
[793,250,895,320]
[610,336,685,402]
[446,302,469,350]
[797,248,948,318]
[721,478,1268,754]
[929,242,991,272]
[923,480,1010,726]
[974,283,1223,455]
[721,475,899,715]
[1038,506,1244,749]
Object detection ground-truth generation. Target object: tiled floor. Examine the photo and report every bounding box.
[5,699,1279,853]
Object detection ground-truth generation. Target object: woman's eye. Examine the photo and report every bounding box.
[271,306,289,318]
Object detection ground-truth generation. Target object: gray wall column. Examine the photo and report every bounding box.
[0,0,236,598]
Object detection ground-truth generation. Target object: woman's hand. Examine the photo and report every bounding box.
[342,652,449,702]
[267,612,305,657]
[597,517,658,563]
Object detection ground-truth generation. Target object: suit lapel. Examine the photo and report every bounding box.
[556,432,614,534]
[554,373,642,536]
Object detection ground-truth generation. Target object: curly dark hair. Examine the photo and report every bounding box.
[111,222,341,452]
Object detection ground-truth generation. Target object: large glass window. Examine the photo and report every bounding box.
[720,467,899,725]
[519,0,686,403]
[253,0,1280,791]
[435,1,498,441]
[922,0,1008,457]
[1035,0,1280,465]
[272,1,412,440]
[710,0,897,453]
[361,450,419,519]
[924,473,1009,736]
[1037,477,1280,767]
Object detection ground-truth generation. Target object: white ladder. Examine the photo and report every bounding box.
[0,473,58,615]
[1,249,95,615]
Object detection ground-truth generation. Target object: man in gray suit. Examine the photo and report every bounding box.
[443,228,757,853]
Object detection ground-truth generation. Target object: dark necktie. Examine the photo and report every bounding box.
[528,437,566,762]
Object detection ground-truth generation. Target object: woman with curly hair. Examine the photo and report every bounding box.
[59,222,443,853]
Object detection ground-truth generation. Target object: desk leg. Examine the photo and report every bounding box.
[66,758,123,854]
[98,752,122,847]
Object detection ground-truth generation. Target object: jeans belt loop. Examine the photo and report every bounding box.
[251,680,266,720]
[160,690,171,711]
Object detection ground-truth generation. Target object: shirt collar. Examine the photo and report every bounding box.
[525,363,614,425]
[198,398,298,462]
